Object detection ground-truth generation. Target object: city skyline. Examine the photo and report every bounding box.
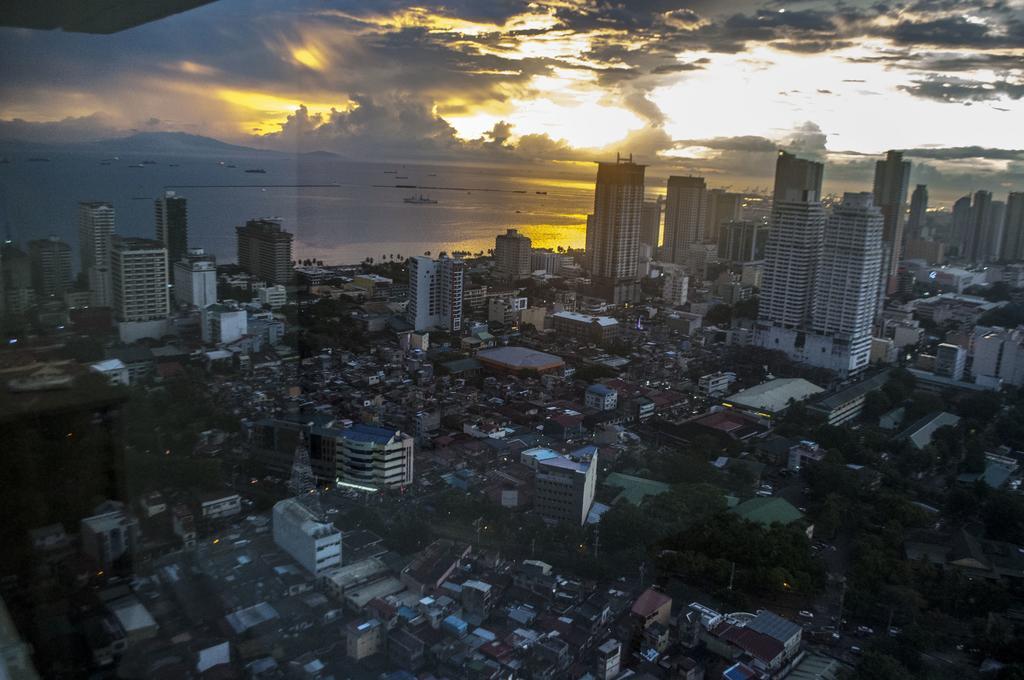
[1,1,1022,203]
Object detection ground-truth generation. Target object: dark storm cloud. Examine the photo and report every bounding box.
[899,76,1024,103]
[903,146,1024,161]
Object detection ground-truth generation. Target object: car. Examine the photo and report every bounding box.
[888,627,902,637]
[856,625,874,636]
[798,610,815,620]
[850,646,863,655]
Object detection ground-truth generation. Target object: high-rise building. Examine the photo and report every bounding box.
[662,176,707,265]
[28,236,73,298]
[951,195,972,253]
[78,201,115,273]
[338,424,415,490]
[406,255,464,332]
[705,189,743,245]
[587,156,645,303]
[493,228,531,279]
[758,151,825,332]
[524,447,597,526]
[660,264,689,306]
[906,184,928,240]
[155,191,188,266]
[990,200,1007,261]
[1002,193,1024,262]
[172,248,217,308]
[872,150,911,290]
[721,220,770,263]
[110,236,169,322]
[1,243,34,314]
[640,199,662,250]
[963,190,994,263]
[808,193,883,374]
[236,218,294,285]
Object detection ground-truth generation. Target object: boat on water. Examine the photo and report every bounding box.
[395,175,409,179]
[141,160,157,165]
[27,157,50,162]
[245,168,267,173]
[404,194,438,204]
[128,163,145,168]
[536,191,547,194]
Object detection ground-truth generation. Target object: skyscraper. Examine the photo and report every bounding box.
[1002,193,1024,262]
[963,190,993,263]
[758,151,825,331]
[721,220,770,263]
[406,255,464,332]
[28,236,73,298]
[78,201,115,273]
[110,236,169,322]
[155,191,188,265]
[662,176,707,265]
[990,200,1007,261]
[79,201,115,306]
[587,156,645,303]
[872,150,911,292]
[704,189,742,245]
[236,218,294,285]
[493,228,531,279]
[906,184,928,240]
[173,248,217,308]
[809,193,883,374]
[951,195,972,253]
[640,198,662,251]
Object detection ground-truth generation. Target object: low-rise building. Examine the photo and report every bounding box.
[552,311,620,343]
[272,498,342,575]
[338,424,414,490]
[80,503,139,570]
[585,383,618,411]
[523,447,597,526]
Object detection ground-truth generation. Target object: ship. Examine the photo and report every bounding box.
[245,168,267,173]
[404,195,438,204]
[395,175,409,179]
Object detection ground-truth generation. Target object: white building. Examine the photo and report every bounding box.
[524,448,598,526]
[80,503,139,569]
[934,343,967,381]
[494,228,532,279]
[338,424,415,490]
[531,249,566,275]
[111,236,170,342]
[272,498,342,575]
[79,202,115,307]
[659,263,689,306]
[172,249,217,308]
[258,284,287,308]
[201,303,248,344]
[488,295,527,326]
[585,383,618,411]
[90,358,130,386]
[698,371,734,397]
[662,176,708,265]
[406,255,464,332]
[972,326,1024,387]
[199,493,242,520]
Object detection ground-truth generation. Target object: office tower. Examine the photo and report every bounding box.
[493,228,531,279]
[872,150,911,292]
[236,218,294,285]
[78,201,115,273]
[28,236,73,298]
[2,243,34,314]
[587,156,645,303]
[155,191,188,265]
[951,195,972,252]
[172,247,217,308]
[721,220,770,263]
[662,176,707,265]
[963,190,994,262]
[705,189,743,244]
[110,236,169,322]
[640,198,662,250]
[338,424,415,490]
[990,200,1007,260]
[809,193,883,374]
[907,184,928,239]
[1002,193,1024,262]
[757,151,825,332]
[406,255,464,332]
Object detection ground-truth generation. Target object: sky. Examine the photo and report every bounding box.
[0,0,1022,203]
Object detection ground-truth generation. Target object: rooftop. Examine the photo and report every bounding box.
[476,346,565,371]
[726,378,824,414]
[552,310,618,327]
[731,497,804,526]
[631,588,671,618]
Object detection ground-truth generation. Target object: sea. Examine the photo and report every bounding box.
[0,151,598,268]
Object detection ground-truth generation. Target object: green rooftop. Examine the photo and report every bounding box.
[731,496,804,526]
[604,472,671,506]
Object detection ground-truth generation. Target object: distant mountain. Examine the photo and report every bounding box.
[301,149,345,159]
[90,131,280,157]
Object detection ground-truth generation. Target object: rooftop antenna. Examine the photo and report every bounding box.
[288,430,322,518]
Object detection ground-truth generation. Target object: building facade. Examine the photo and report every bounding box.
[155,191,188,266]
[110,236,169,322]
[172,248,217,308]
[494,228,532,279]
[406,255,464,332]
[236,218,294,285]
[338,424,415,490]
[272,498,342,575]
[587,157,645,303]
[28,237,73,298]
[662,176,707,265]
[907,184,928,240]
[872,150,911,290]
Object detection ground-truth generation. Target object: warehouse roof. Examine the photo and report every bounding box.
[476,346,564,371]
[726,378,824,414]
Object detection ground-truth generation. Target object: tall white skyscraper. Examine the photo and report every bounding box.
[79,201,115,307]
[586,155,644,303]
[810,193,883,374]
[662,176,707,265]
[111,236,169,322]
[758,151,825,331]
[406,255,464,332]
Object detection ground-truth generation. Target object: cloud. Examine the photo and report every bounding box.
[0,113,125,144]
[899,76,1024,103]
